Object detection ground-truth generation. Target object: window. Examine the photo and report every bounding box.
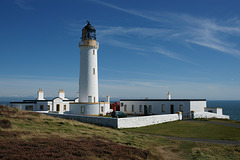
[101,106,104,112]
[93,50,95,55]
[25,105,33,111]
[81,106,85,113]
[121,103,123,107]
[64,105,67,111]
[149,105,152,113]
[94,97,96,102]
[40,105,44,111]
[47,105,50,111]
[132,105,134,112]
[93,68,95,75]
[162,104,165,113]
[139,105,142,112]
[124,105,127,112]
[179,105,183,112]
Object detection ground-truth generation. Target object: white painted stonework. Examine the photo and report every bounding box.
[79,46,99,103]
[117,113,182,128]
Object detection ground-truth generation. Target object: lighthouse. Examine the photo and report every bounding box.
[79,21,99,103]
[69,21,110,116]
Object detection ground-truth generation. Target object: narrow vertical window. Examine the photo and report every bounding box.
[132,105,134,112]
[93,68,95,75]
[162,104,165,113]
[47,105,50,111]
[139,105,142,112]
[93,50,95,55]
[101,106,104,112]
[149,105,152,113]
[124,105,127,112]
[64,105,67,111]
[81,106,85,113]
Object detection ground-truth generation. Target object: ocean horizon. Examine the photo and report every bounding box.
[1,100,239,121]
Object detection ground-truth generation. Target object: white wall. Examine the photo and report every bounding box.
[117,113,182,128]
[120,100,192,115]
[79,46,99,103]
[193,112,229,119]
[190,101,206,112]
[70,102,110,115]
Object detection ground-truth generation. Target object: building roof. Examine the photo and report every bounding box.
[10,99,75,104]
[120,99,206,102]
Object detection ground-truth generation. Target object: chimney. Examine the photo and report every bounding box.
[167,91,171,100]
[106,96,110,103]
[37,88,45,100]
[58,89,65,99]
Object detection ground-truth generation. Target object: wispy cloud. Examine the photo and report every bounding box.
[90,0,240,57]
[14,0,34,10]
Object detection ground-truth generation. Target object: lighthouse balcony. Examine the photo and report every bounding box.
[79,40,99,48]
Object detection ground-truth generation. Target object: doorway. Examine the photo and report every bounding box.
[170,105,174,114]
[144,105,148,115]
[56,104,60,111]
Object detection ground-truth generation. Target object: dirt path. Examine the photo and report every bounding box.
[184,120,240,128]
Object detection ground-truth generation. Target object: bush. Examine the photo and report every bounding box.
[0,119,12,128]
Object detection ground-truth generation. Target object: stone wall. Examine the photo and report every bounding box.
[193,112,229,119]
[45,113,182,128]
[117,113,182,128]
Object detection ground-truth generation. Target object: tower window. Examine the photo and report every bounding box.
[81,106,85,113]
[101,106,104,112]
[132,105,134,112]
[93,50,95,55]
[93,68,95,75]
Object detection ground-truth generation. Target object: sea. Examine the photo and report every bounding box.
[1,100,240,121]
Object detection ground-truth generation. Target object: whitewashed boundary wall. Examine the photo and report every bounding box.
[193,112,229,119]
[117,113,182,128]
[45,113,118,128]
[44,113,182,128]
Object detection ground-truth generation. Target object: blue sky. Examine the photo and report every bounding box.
[0,0,240,100]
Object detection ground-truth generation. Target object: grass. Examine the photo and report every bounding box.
[1,105,240,160]
[195,118,240,124]
[124,120,240,141]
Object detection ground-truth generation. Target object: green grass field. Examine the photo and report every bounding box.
[124,120,240,141]
[1,106,240,160]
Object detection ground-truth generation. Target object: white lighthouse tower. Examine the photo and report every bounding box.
[70,21,110,116]
[79,21,99,103]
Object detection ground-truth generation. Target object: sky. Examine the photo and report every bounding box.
[0,0,240,101]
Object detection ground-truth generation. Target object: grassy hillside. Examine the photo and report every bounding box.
[124,120,240,141]
[1,105,240,160]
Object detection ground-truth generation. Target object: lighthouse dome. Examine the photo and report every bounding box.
[81,21,96,40]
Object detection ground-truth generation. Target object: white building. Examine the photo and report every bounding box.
[120,92,229,119]
[69,21,110,116]
[10,89,77,114]
[10,21,111,116]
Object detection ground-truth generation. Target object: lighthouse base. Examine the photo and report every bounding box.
[69,102,110,116]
